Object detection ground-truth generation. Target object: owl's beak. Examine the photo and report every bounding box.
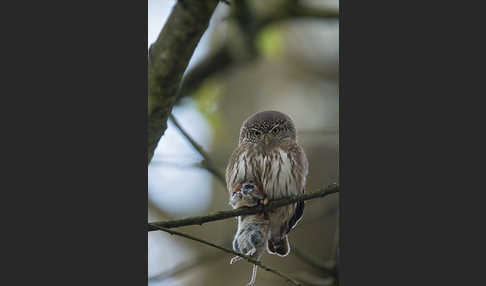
[264,135,269,145]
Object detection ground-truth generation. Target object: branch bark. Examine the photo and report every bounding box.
[148,184,339,231]
[152,224,302,286]
[148,0,220,165]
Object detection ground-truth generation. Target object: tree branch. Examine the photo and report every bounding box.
[148,184,339,231]
[233,0,259,58]
[148,0,220,165]
[152,225,302,286]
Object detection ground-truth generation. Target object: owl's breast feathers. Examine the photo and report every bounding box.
[226,142,308,200]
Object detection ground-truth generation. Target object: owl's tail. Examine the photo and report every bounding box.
[267,235,290,257]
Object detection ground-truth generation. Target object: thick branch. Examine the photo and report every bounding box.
[233,0,259,57]
[148,0,219,165]
[152,225,301,286]
[148,184,339,231]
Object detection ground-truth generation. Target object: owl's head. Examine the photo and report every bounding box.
[239,110,297,145]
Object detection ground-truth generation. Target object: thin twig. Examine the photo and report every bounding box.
[169,114,226,187]
[148,184,339,231]
[152,225,302,286]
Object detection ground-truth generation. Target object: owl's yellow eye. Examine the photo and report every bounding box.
[253,130,262,138]
[272,127,280,135]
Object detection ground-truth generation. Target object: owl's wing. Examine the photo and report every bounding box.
[288,198,304,231]
[225,143,250,195]
[286,142,309,231]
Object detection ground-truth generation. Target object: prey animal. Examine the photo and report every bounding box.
[229,182,269,286]
[226,110,309,285]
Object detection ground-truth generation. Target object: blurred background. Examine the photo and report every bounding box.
[148,0,339,285]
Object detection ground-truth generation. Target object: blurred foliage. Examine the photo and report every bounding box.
[257,26,285,60]
[193,79,226,138]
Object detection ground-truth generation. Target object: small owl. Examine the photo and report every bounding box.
[226,110,309,257]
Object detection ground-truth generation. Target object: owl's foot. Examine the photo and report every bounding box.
[242,183,265,200]
[230,191,255,209]
[229,183,265,209]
